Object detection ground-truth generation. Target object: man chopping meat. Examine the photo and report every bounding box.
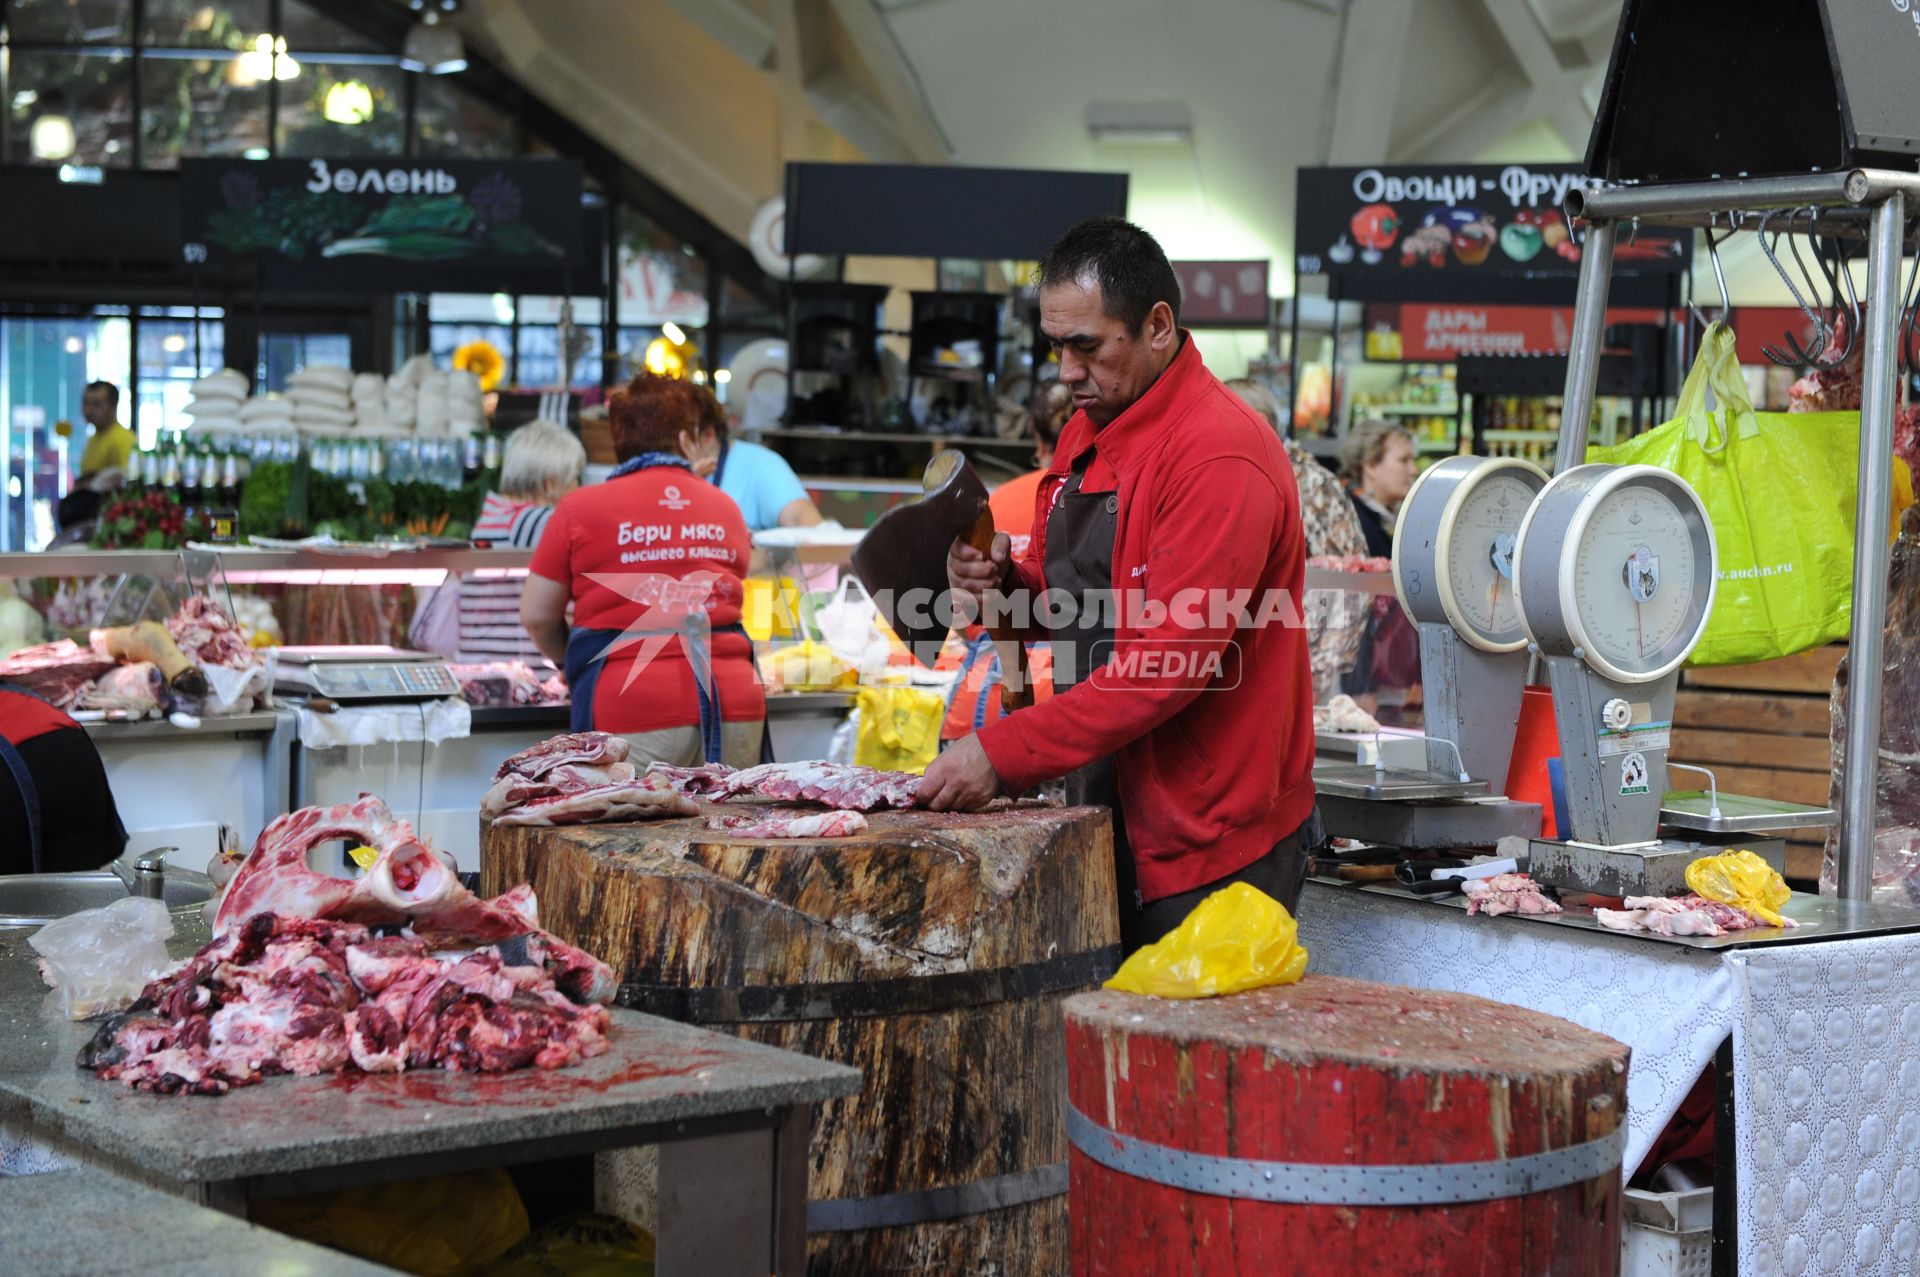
[920,217,1321,953]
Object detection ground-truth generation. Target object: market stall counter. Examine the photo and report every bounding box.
[0,1167,402,1276]
[0,923,861,1277]
[1295,877,1920,1276]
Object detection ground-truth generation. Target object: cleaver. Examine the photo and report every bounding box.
[851,450,1033,710]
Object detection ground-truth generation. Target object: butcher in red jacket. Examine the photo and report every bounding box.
[922,217,1321,953]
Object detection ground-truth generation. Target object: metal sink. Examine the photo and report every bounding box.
[0,869,214,929]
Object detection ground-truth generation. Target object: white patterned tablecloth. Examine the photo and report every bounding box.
[1295,881,1920,1277]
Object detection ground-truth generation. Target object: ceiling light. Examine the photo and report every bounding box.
[323,80,375,125]
[661,321,688,346]
[401,11,467,75]
[57,164,103,184]
[65,337,85,354]
[12,90,38,110]
[242,146,270,160]
[713,368,732,384]
[163,334,188,353]
[1086,100,1193,146]
[30,102,77,162]
[490,293,515,324]
[236,34,299,84]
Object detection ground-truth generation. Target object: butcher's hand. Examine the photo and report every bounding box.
[948,531,1012,608]
[919,735,1001,812]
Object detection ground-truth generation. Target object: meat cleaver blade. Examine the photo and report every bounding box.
[851,451,993,668]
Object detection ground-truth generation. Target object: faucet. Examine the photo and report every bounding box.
[112,847,176,900]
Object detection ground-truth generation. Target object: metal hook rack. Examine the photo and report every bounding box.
[1559,167,1919,901]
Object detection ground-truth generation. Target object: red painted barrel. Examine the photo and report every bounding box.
[1064,975,1628,1276]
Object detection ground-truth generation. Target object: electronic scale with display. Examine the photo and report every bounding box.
[1512,463,1833,896]
[1314,455,1549,849]
[271,646,459,703]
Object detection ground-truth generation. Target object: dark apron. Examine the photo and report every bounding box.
[1043,453,1138,911]
[0,733,42,874]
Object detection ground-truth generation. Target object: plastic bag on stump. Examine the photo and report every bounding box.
[1104,883,1308,999]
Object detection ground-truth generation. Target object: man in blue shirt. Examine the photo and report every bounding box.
[687,391,824,531]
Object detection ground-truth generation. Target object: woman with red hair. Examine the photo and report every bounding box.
[519,373,766,766]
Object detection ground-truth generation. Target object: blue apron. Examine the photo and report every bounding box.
[564,451,763,764]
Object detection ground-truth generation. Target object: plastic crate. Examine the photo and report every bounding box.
[1622,1185,1713,1277]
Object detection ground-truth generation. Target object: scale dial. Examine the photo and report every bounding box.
[1393,456,1548,652]
[1513,463,1717,684]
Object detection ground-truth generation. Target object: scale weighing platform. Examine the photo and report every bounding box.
[271,645,459,703]
[1512,463,1836,897]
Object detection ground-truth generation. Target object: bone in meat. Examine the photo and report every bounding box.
[704,810,870,839]
[211,795,614,1005]
[77,661,166,715]
[1461,872,1562,917]
[81,914,610,1095]
[492,731,630,783]
[1593,893,1790,938]
[489,777,699,829]
[649,760,923,811]
[479,760,639,818]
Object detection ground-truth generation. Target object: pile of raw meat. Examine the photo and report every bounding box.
[81,795,615,1095]
[1594,895,1793,938]
[0,639,115,708]
[481,733,698,827]
[451,661,567,708]
[1462,873,1562,917]
[168,596,258,671]
[650,760,923,811]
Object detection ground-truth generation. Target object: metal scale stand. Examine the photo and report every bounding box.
[1314,456,1548,849]
[1509,462,1825,896]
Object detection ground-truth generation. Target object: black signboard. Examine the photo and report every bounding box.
[785,162,1128,261]
[1295,164,1691,287]
[180,158,584,291]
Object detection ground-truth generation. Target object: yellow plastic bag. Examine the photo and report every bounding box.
[250,1168,529,1277]
[741,576,805,641]
[1104,883,1309,999]
[854,684,944,773]
[480,1212,654,1277]
[1686,849,1791,927]
[759,641,856,693]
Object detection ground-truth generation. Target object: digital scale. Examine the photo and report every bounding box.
[271,646,459,703]
[1315,455,1549,849]
[1512,463,1834,896]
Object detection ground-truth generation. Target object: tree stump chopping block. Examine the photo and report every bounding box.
[483,801,1118,1276]
[1063,976,1629,1276]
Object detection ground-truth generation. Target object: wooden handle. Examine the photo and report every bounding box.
[967,510,1032,713]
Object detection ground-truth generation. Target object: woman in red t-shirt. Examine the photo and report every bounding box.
[520,374,767,767]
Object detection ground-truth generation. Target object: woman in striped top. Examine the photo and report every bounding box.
[459,420,585,663]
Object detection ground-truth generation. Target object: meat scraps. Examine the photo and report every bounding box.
[452,661,562,708]
[0,639,117,708]
[167,596,259,670]
[487,773,698,827]
[212,794,614,1005]
[484,734,696,827]
[649,761,924,811]
[704,810,869,839]
[1594,894,1792,938]
[80,913,611,1096]
[1462,872,1562,917]
[494,731,629,783]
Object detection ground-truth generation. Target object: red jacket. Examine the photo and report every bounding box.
[976,337,1317,901]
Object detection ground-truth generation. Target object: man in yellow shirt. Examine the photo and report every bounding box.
[76,381,135,482]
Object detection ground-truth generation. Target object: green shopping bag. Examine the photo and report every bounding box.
[1587,322,1857,667]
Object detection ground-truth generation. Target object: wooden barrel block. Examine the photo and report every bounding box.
[484,802,1118,1276]
[1064,976,1629,1276]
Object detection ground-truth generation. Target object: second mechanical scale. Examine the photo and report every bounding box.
[1313,456,1836,889]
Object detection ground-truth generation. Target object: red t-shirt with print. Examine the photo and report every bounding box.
[529,466,765,734]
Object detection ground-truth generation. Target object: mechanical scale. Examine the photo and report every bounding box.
[1314,455,1548,848]
[1512,463,1834,896]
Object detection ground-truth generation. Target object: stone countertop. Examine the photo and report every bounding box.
[0,1167,401,1276]
[0,931,860,1186]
